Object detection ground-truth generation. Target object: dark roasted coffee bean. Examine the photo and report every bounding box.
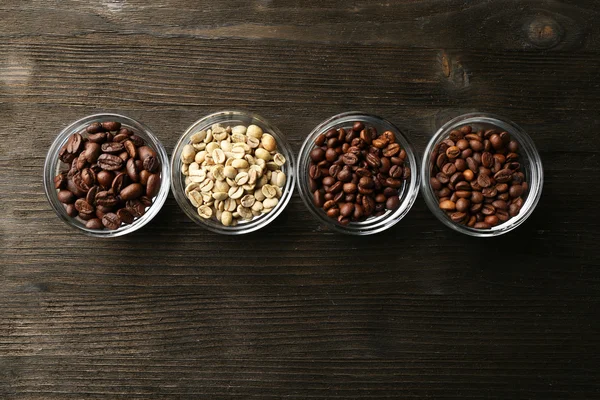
[509,184,523,198]
[325,148,337,162]
[111,172,129,193]
[86,122,104,134]
[382,143,400,157]
[121,140,136,159]
[96,170,114,189]
[477,174,491,188]
[365,153,380,168]
[481,152,494,168]
[313,190,325,207]
[482,204,496,215]
[509,203,521,217]
[340,202,354,218]
[436,172,449,184]
[101,121,121,131]
[470,140,484,152]
[75,198,94,215]
[337,168,352,182]
[474,222,491,229]
[117,208,135,224]
[322,176,335,187]
[86,186,99,206]
[326,208,340,218]
[385,178,402,188]
[496,209,510,222]
[342,153,358,165]
[466,157,479,172]
[446,146,460,159]
[482,187,497,198]
[449,172,464,185]
[102,212,121,230]
[343,182,357,193]
[328,164,341,179]
[309,164,322,180]
[455,181,470,191]
[101,142,124,154]
[496,183,509,193]
[436,153,448,169]
[327,181,343,194]
[126,200,146,217]
[126,158,140,182]
[451,212,467,223]
[386,196,400,210]
[456,198,470,213]
[81,168,96,187]
[375,193,387,203]
[113,133,130,143]
[96,191,118,208]
[442,163,456,176]
[54,173,67,189]
[97,154,123,171]
[78,212,95,221]
[449,130,463,142]
[85,218,103,229]
[137,145,156,162]
[310,148,325,162]
[492,199,508,210]
[120,183,144,201]
[430,177,442,190]
[494,169,513,183]
[139,196,153,207]
[57,190,75,204]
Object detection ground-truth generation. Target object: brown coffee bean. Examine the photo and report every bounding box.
[430,177,442,190]
[101,212,121,230]
[75,198,94,215]
[102,121,121,131]
[86,186,99,206]
[328,164,341,179]
[324,148,337,162]
[509,184,523,198]
[439,200,456,211]
[126,200,146,217]
[113,133,129,143]
[57,190,75,204]
[97,154,123,171]
[455,198,470,213]
[492,199,508,210]
[442,163,457,176]
[470,140,484,152]
[326,208,340,218]
[451,212,467,223]
[477,174,491,188]
[386,196,400,210]
[436,172,449,184]
[310,148,325,162]
[137,145,156,162]
[455,158,467,172]
[494,169,513,183]
[101,142,124,154]
[340,203,354,218]
[313,190,325,207]
[496,209,510,222]
[481,152,494,168]
[482,187,497,198]
[365,153,381,168]
[54,173,68,190]
[449,172,464,185]
[342,153,358,165]
[446,146,461,159]
[322,176,335,187]
[474,222,491,229]
[436,153,448,169]
[126,158,140,182]
[490,134,503,150]
[120,183,144,201]
[482,204,496,216]
[96,170,114,189]
[383,143,400,157]
[509,203,521,217]
[85,218,103,229]
[95,191,119,208]
[484,215,499,226]
[456,190,471,199]
[343,182,357,194]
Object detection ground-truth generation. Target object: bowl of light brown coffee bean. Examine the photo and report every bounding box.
[44,114,170,236]
[421,113,543,237]
[170,110,295,234]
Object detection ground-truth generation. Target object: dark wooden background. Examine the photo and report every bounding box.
[1,1,599,398]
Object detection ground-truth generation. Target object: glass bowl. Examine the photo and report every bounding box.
[421,113,543,237]
[171,110,296,235]
[297,111,420,235]
[43,113,170,237]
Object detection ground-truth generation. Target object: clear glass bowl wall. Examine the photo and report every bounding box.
[44,113,170,237]
[296,112,420,235]
[170,110,296,235]
[420,113,543,237]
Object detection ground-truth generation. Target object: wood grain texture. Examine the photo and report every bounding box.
[1,0,600,399]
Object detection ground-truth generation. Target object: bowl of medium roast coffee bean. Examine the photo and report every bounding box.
[421,113,543,236]
[171,110,296,234]
[297,112,420,235]
[44,114,170,236]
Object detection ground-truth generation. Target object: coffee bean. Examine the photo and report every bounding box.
[97,154,123,171]
[123,140,137,158]
[57,190,75,204]
[446,146,460,159]
[340,203,354,217]
[120,183,144,201]
[146,174,161,197]
[442,163,457,176]
[310,148,325,162]
[383,143,400,157]
[509,184,523,198]
[494,169,513,183]
[111,172,129,193]
[115,208,134,224]
[86,186,99,206]
[439,200,456,211]
[386,196,400,210]
[137,145,156,162]
[477,174,492,188]
[496,209,510,222]
[365,153,380,168]
[101,121,121,131]
[75,198,94,215]
[95,191,119,208]
[126,158,140,182]
[451,212,467,223]
[342,153,358,165]
[436,172,449,185]
[101,142,124,154]
[474,222,491,229]
[126,200,146,217]
[84,218,103,229]
[492,199,508,210]
[482,187,497,198]
[455,198,470,213]
[101,212,121,230]
[430,177,442,190]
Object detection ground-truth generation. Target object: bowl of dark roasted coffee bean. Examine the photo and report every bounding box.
[44,114,170,236]
[297,112,420,235]
[421,113,543,237]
